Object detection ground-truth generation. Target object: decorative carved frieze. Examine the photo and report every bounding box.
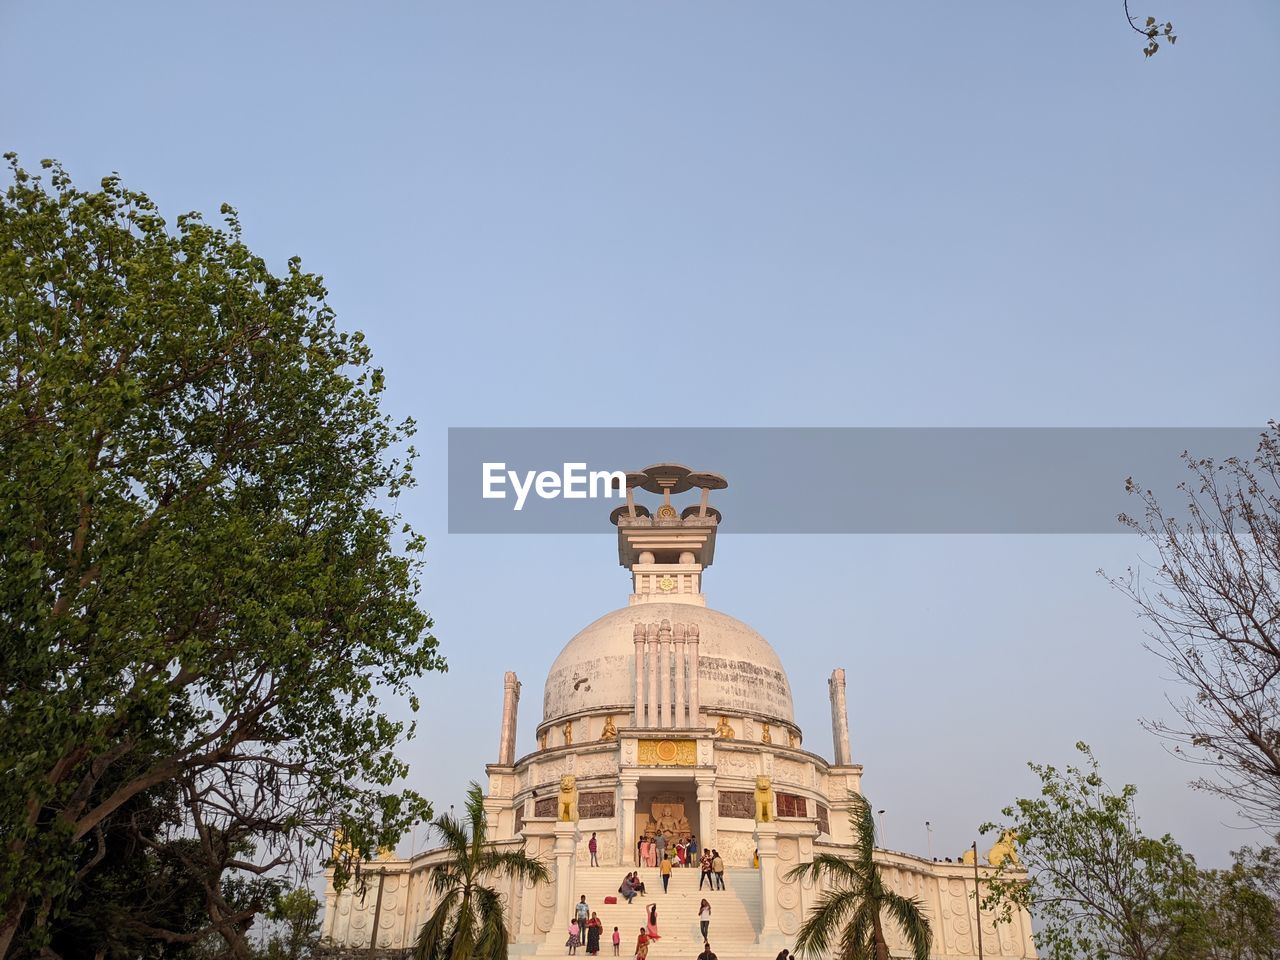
[717,790,754,819]
[637,738,697,766]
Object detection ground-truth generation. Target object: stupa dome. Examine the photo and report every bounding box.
[542,602,795,726]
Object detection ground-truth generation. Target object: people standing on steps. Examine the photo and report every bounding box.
[698,941,717,960]
[645,903,661,941]
[698,898,711,940]
[576,895,590,929]
[687,835,698,865]
[655,830,667,865]
[612,927,620,956]
[660,854,672,892]
[589,832,599,867]
[712,850,725,890]
[586,912,602,955]
[698,851,713,890]
[674,838,684,867]
[567,919,580,955]
[634,928,650,960]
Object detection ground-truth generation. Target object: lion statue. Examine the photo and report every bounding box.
[754,775,774,823]
[558,774,579,823]
[986,830,1020,867]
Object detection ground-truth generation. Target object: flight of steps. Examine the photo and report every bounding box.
[537,867,768,959]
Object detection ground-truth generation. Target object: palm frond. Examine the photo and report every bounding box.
[473,885,510,960]
[416,890,462,960]
[847,793,877,859]
[793,887,863,957]
[476,848,551,886]
[836,902,876,960]
[882,891,933,960]
[464,781,489,848]
[432,811,474,859]
[787,853,871,887]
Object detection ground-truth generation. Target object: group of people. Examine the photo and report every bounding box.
[568,895,623,956]
[637,831,698,868]
[629,899,714,960]
[657,848,726,892]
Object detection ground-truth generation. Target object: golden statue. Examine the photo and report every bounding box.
[558,775,579,822]
[599,715,618,741]
[538,729,548,751]
[643,802,691,841]
[563,721,573,746]
[754,776,774,823]
[761,725,772,744]
[987,830,1020,866]
[787,729,799,748]
[961,847,976,866]
[715,716,736,739]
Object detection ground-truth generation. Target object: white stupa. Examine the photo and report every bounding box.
[323,465,1037,959]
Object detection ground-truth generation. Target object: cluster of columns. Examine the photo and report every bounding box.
[632,619,701,728]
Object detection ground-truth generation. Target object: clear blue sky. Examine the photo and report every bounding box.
[3,1,1277,866]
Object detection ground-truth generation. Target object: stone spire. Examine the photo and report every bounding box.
[497,671,521,765]
[828,668,852,766]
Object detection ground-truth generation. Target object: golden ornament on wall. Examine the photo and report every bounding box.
[658,575,676,592]
[637,738,697,766]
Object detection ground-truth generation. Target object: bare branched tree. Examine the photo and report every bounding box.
[1108,422,1280,828]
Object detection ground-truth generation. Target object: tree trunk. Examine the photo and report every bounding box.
[872,909,889,960]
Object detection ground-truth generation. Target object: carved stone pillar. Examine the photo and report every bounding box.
[498,671,521,765]
[633,625,645,727]
[619,774,639,868]
[754,821,786,947]
[696,774,715,851]
[658,619,671,729]
[551,820,580,941]
[674,623,687,727]
[688,625,701,727]
[646,623,659,729]
[829,667,852,766]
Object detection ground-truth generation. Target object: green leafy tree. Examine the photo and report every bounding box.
[414,783,550,960]
[786,793,932,960]
[1196,845,1280,960]
[261,887,322,960]
[0,156,444,958]
[982,743,1206,960]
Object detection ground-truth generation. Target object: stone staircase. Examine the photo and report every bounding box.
[538,867,768,959]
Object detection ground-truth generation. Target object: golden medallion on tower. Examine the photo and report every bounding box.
[656,504,679,520]
[658,575,676,593]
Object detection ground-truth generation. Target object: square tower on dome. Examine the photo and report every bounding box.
[611,463,727,607]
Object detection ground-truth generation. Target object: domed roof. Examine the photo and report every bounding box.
[542,603,795,726]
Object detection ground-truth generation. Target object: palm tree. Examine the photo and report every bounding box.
[786,793,932,960]
[414,781,550,960]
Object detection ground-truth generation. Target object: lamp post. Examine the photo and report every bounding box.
[925,821,934,861]
[972,841,984,960]
[877,809,886,847]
